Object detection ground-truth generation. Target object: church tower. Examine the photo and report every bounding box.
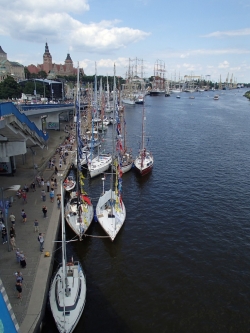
[43,42,52,73]
[0,46,7,61]
[64,53,73,75]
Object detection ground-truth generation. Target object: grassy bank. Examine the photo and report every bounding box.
[244,91,250,100]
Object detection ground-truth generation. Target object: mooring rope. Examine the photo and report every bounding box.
[83,234,110,238]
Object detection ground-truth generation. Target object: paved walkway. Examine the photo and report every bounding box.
[0,128,75,332]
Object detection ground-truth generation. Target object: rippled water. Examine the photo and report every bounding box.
[42,89,250,333]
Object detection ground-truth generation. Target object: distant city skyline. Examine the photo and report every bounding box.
[1,0,250,82]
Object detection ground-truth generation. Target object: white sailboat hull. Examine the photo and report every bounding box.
[112,153,134,174]
[88,154,112,178]
[65,195,94,237]
[122,98,135,105]
[96,189,126,241]
[49,262,86,333]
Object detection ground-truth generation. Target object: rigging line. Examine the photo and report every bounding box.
[83,234,110,238]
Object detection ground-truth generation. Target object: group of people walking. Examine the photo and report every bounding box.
[2,138,72,303]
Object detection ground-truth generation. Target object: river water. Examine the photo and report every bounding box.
[42,89,250,333]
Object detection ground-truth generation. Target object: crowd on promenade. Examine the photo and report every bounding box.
[0,129,76,301]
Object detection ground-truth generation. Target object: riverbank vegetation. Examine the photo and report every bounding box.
[244,91,250,100]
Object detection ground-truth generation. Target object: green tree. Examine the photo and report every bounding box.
[22,81,50,97]
[37,70,47,79]
[0,76,21,99]
[24,67,31,79]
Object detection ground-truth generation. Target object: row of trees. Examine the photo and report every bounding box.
[0,76,51,100]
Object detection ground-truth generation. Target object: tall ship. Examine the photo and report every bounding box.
[149,60,166,96]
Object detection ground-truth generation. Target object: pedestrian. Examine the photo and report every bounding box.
[34,219,39,232]
[22,191,27,204]
[10,227,16,250]
[57,196,61,209]
[42,206,47,218]
[31,181,36,192]
[59,158,62,168]
[41,189,46,201]
[46,180,50,192]
[50,189,55,203]
[0,221,5,233]
[21,209,27,223]
[55,166,58,175]
[15,271,23,283]
[51,178,55,188]
[54,178,57,189]
[9,213,16,227]
[2,227,7,244]
[41,178,44,187]
[19,251,26,268]
[24,184,29,192]
[38,233,44,252]
[16,280,22,299]
[48,159,51,169]
[15,248,21,263]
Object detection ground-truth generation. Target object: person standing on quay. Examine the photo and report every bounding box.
[31,181,36,192]
[22,191,27,204]
[19,251,26,268]
[21,209,27,223]
[34,219,39,232]
[9,213,16,228]
[2,227,7,244]
[10,227,16,250]
[15,248,21,263]
[38,233,44,252]
[57,195,61,209]
[16,280,22,299]
[50,189,55,203]
[0,221,5,233]
[41,189,46,201]
[47,180,50,192]
[42,206,48,218]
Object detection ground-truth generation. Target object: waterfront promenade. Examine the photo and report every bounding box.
[0,129,74,332]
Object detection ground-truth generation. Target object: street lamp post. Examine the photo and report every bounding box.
[43,79,46,103]
[1,185,21,252]
[51,83,54,102]
[34,79,37,103]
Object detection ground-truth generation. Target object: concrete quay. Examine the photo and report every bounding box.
[0,129,75,332]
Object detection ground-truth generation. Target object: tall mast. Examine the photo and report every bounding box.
[60,179,66,328]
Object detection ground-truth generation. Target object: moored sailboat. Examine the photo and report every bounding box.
[134,97,154,176]
[96,64,126,241]
[49,179,86,333]
[88,66,112,178]
[65,64,94,238]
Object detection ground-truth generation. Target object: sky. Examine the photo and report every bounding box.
[1,0,250,83]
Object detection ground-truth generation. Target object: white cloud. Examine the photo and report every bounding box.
[0,0,150,53]
[69,21,150,52]
[202,28,250,38]
[218,61,230,69]
[3,0,89,14]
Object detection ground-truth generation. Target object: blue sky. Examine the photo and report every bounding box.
[1,0,250,82]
